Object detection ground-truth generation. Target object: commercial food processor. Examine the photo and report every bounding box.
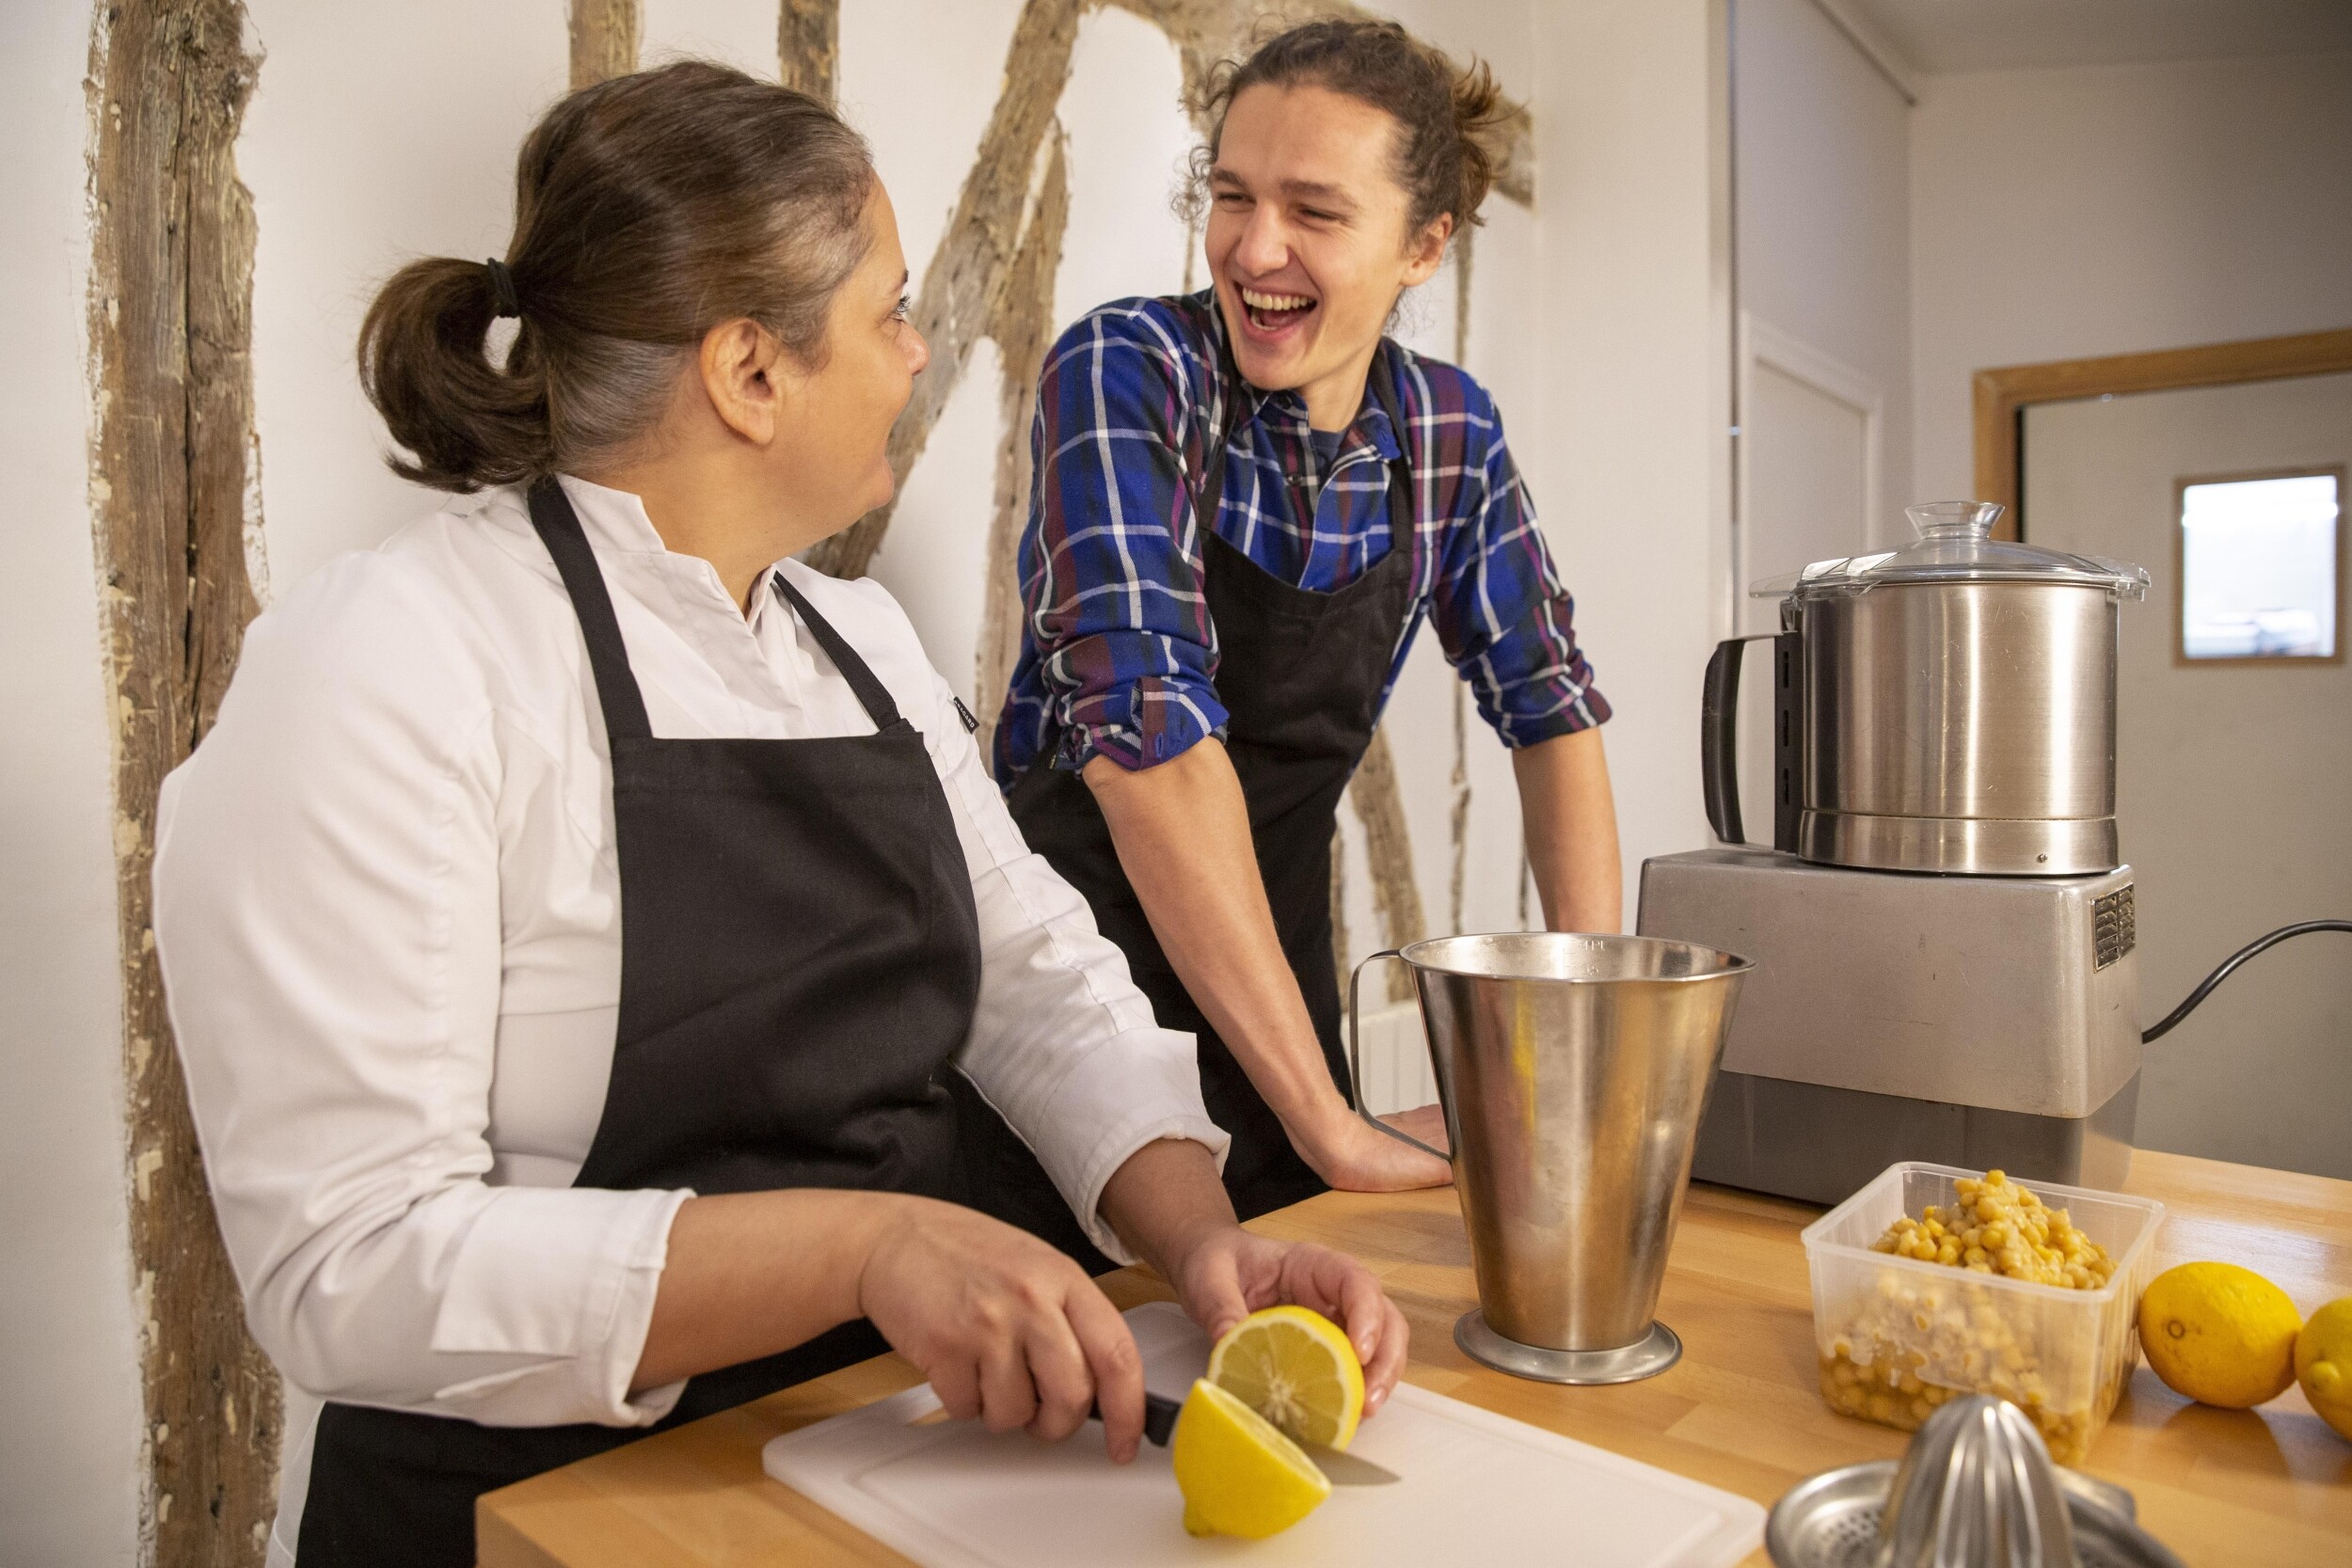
[1639,502,2349,1205]
[1635,505,2218,1203]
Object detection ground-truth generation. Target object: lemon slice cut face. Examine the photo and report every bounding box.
[1206,1305,1365,1450]
[1171,1379,1331,1539]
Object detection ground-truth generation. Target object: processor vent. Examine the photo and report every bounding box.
[2093,885,2137,970]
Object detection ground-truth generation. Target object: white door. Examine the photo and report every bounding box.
[2025,372,2352,1180]
[1733,316,1880,840]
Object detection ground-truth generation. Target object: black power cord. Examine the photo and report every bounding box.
[2141,920,2352,1043]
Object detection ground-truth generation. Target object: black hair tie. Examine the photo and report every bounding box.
[484,258,521,320]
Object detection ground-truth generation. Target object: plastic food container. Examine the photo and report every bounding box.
[1801,1162,2166,1465]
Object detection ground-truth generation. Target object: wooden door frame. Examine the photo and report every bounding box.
[1972,326,2352,541]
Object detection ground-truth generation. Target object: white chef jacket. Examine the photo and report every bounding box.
[152,476,1225,1560]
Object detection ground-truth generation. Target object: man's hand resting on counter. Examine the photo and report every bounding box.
[1084,740,1452,1196]
[1286,1096,1452,1192]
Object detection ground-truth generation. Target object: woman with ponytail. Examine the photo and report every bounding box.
[151,60,1404,1568]
[993,21,1622,1226]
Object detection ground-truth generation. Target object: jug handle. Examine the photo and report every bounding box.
[1345,949,1451,1163]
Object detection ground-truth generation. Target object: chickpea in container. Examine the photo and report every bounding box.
[1802,1164,2165,1465]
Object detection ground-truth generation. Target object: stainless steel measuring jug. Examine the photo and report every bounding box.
[1349,933,1752,1384]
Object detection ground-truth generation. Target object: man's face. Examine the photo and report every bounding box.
[1203,84,1448,424]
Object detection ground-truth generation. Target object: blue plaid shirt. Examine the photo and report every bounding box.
[993,291,1609,782]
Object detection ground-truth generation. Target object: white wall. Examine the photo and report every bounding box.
[0,4,147,1565]
[1733,0,1915,539]
[243,0,569,590]
[236,0,1559,971]
[1532,0,1735,908]
[1910,49,2352,506]
[3,2,1747,1556]
[2025,376,2352,1180]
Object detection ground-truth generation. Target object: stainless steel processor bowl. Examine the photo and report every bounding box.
[1724,501,2150,877]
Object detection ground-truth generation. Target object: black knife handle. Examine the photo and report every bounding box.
[1089,1389,1184,1447]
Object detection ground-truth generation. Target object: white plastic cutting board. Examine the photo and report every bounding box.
[763,1302,1765,1568]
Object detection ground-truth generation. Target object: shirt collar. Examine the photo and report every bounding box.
[1198,293,1406,464]
[549,473,784,621]
[553,473,671,555]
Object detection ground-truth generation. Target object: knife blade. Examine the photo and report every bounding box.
[1096,1391,1401,1486]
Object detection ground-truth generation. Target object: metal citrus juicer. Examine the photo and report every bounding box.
[1767,1392,2184,1568]
[1348,932,1751,1384]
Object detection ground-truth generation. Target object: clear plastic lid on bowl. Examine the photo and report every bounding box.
[1753,501,2151,602]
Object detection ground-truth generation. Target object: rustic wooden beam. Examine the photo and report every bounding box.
[85,3,278,1563]
[569,0,640,90]
[1329,824,1352,995]
[1446,227,1475,938]
[805,0,1085,580]
[1347,730,1426,1000]
[812,0,1530,584]
[975,132,1072,752]
[778,0,838,103]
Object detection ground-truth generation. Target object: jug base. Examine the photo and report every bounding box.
[1455,1311,1683,1385]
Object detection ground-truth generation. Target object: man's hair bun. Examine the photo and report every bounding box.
[1186,18,1509,239]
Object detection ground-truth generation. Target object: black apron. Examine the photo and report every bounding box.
[993,343,1420,1226]
[295,480,984,1566]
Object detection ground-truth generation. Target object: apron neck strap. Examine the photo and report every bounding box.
[768,572,903,730]
[528,479,654,743]
[1365,343,1416,534]
[526,479,905,740]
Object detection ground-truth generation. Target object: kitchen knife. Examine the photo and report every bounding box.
[1097,1391,1401,1486]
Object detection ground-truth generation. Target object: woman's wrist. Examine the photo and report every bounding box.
[848,1190,944,1319]
[1097,1136,1240,1281]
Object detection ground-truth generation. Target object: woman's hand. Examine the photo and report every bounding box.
[857,1196,1150,1462]
[1167,1228,1412,1416]
[1291,1100,1453,1193]
[1097,1137,1412,1417]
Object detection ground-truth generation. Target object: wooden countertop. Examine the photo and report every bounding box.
[479,1150,2352,1567]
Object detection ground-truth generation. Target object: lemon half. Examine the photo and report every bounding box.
[1171,1379,1331,1539]
[2137,1261,2302,1409]
[1206,1305,1366,1449]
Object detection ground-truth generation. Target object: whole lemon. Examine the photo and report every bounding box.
[2137,1261,2302,1408]
[2294,1297,2352,1444]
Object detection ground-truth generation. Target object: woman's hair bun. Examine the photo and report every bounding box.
[359,258,551,491]
[358,61,873,493]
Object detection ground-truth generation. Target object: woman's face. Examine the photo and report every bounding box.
[772,180,929,528]
[1203,84,1449,419]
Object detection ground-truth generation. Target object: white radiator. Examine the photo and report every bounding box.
[1350,1001,1439,1117]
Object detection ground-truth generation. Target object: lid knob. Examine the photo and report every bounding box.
[1907,500,2004,541]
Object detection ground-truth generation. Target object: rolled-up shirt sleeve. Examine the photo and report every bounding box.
[1431,388,1612,747]
[153,557,688,1429]
[1017,306,1228,774]
[901,645,1226,1261]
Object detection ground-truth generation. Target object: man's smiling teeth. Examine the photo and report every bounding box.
[1241,288,1314,311]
